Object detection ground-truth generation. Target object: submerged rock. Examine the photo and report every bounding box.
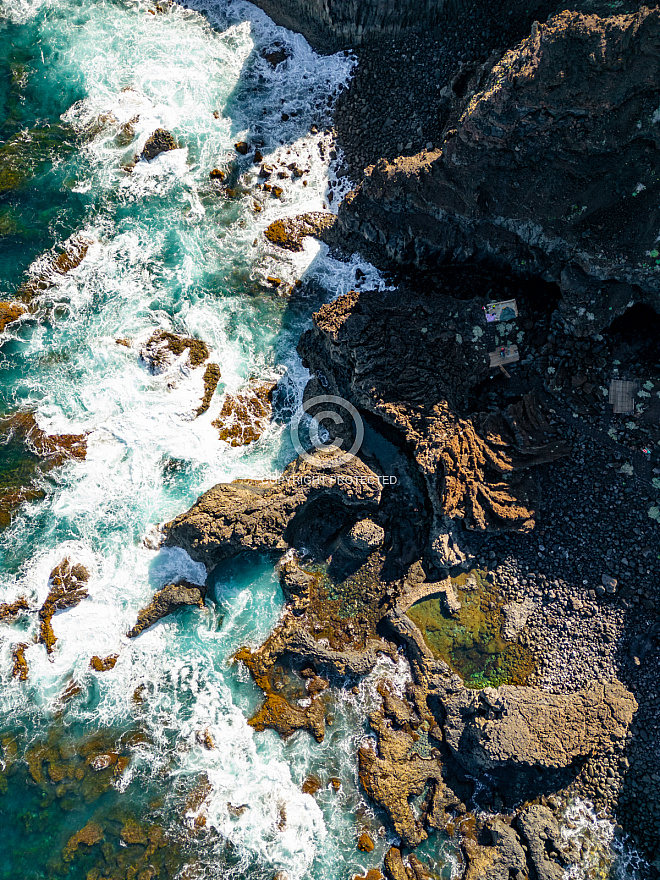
[141,128,178,161]
[127,580,206,638]
[0,412,87,530]
[0,123,76,194]
[139,329,209,373]
[62,820,104,862]
[17,236,92,304]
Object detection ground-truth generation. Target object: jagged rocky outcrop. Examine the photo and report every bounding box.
[39,559,90,654]
[139,329,209,373]
[127,581,206,638]
[141,128,177,162]
[212,380,275,447]
[264,212,335,252]
[338,8,660,333]
[298,285,569,567]
[163,451,383,570]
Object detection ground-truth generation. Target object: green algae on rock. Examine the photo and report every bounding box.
[407,570,535,688]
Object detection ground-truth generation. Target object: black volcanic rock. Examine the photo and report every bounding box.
[338,8,660,334]
[141,128,177,161]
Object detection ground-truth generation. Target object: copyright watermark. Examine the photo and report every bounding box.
[290,394,364,468]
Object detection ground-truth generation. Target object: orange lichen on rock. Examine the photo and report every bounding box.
[0,596,29,620]
[195,362,221,417]
[11,643,29,681]
[62,821,104,861]
[212,380,275,447]
[38,559,90,654]
[90,654,118,672]
[264,212,336,252]
[0,301,26,332]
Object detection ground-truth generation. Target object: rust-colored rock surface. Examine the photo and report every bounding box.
[0,301,26,332]
[299,286,569,567]
[212,380,275,447]
[39,559,90,654]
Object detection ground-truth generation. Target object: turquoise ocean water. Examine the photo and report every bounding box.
[0,1,647,877]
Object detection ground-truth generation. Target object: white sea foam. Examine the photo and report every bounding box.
[0,0,380,875]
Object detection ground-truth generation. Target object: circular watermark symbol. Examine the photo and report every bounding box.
[290,394,364,468]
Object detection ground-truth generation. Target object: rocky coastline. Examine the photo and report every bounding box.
[1,0,658,877]
[159,2,660,877]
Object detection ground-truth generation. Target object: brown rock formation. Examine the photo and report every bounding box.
[141,128,178,161]
[62,821,104,861]
[139,329,209,373]
[195,363,221,417]
[299,286,569,567]
[0,301,26,333]
[0,412,87,530]
[12,643,29,681]
[89,654,119,672]
[17,236,92,304]
[127,580,206,638]
[164,452,383,570]
[338,8,660,334]
[0,597,29,620]
[39,559,90,654]
[212,381,275,446]
[441,679,637,772]
[264,212,336,252]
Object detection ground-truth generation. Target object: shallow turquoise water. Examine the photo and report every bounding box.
[0,1,647,878]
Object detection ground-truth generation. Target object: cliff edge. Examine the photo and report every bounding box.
[338,7,660,334]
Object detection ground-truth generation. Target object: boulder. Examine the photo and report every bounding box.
[501,598,536,641]
[345,519,385,555]
[141,128,178,161]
